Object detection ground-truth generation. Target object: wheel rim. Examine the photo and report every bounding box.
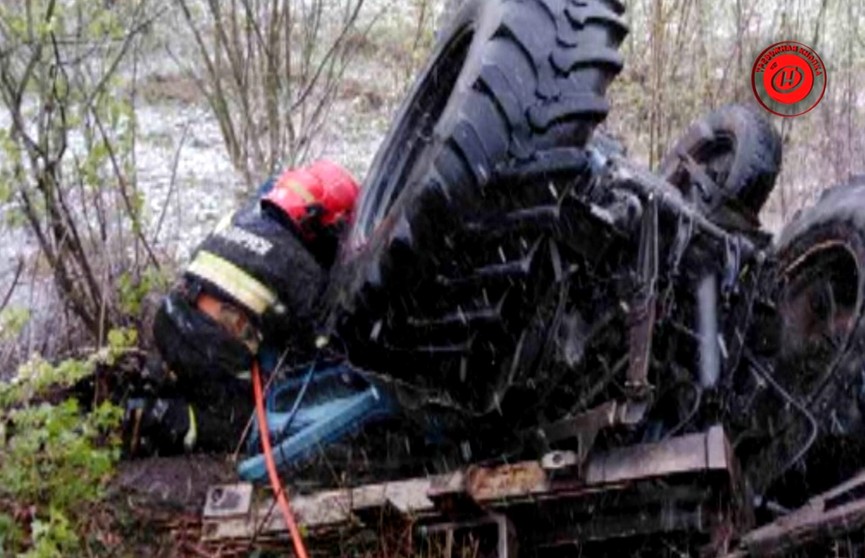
[778,240,862,395]
[351,26,475,245]
[696,135,735,187]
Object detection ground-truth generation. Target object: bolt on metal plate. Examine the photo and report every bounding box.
[203,483,253,518]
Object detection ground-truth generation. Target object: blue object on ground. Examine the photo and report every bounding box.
[237,362,394,481]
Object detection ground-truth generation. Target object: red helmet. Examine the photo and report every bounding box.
[263,160,359,234]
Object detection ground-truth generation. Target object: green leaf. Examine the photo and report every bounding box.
[106,327,137,351]
[0,307,29,340]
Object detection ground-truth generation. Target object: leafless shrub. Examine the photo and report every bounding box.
[0,0,166,342]
[173,0,370,187]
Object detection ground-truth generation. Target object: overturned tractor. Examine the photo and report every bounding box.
[323,0,865,511]
[113,0,865,555]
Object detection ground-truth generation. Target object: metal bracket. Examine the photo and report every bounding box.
[680,151,723,208]
[541,450,579,471]
[539,398,652,468]
[722,235,743,296]
[661,212,695,319]
[626,194,659,404]
[203,483,253,518]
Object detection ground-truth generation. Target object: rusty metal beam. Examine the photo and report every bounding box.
[201,426,734,546]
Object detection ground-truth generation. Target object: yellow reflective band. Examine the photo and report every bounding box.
[281,178,315,203]
[214,213,233,233]
[187,251,277,315]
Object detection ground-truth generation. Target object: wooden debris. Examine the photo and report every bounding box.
[736,469,865,557]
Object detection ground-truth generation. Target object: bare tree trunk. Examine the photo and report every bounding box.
[648,0,666,170]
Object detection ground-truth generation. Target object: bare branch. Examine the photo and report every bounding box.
[151,120,191,245]
[176,0,367,185]
[0,259,25,315]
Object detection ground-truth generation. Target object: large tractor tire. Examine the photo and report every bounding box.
[754,182,865,498]
[659,104,782,229]
[329,0,627,419]
[775,182,865,398]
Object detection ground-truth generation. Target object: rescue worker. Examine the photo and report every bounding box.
[123,161,360,456]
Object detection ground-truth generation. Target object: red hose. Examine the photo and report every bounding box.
[252,360,310,558]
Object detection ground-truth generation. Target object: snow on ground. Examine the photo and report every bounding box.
[0,0,426,311]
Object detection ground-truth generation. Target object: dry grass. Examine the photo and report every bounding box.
[138,73,204,105]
